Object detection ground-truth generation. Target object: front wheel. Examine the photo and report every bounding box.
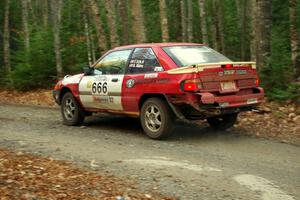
[207,113,238,130]
[61,92,85,126]
[140,98,174,139]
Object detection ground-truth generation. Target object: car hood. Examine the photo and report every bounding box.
[61,73,84,85]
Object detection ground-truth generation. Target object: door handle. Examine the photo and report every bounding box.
[111,78,118,82]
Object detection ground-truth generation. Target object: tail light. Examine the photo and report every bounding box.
[222,64,233,69]
[182,79,202,92]
[255,78,260,86]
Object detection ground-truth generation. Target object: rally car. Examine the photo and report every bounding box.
[53,43,264,139]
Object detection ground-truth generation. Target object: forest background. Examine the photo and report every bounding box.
[0,0,299,102]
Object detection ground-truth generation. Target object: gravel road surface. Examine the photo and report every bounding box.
[0,104,299,200]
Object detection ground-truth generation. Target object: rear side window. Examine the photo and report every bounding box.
[163,46,231,67]
[127,48,162,74]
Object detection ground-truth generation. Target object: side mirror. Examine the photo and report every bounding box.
[83,66,94,75]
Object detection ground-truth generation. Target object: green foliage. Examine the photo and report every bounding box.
[260,0,295,101]
[9,30,56,91]
[0,0,299,103]
[142,0,161,42]
[266,82,300,102]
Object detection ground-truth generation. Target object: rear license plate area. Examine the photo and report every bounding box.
[220,81,236,90]
[247,98,258,104]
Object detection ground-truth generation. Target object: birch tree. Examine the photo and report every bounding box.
[289,0,300,78]
[118,0,130,45]
[51,0,63,78]
[250,0,257,61]
[104,0,119,48]
[198,0,208,44]
[187,0,193,42]
[21,0,30,52]
[3,0,11,73]
[180,0,187,42]
[129,0,146,43]
[159,0,169,42]
[87,0,107,55]
[256,0,272,71]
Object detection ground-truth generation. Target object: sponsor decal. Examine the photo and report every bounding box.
[144,73,158,79]
[129,59,144,68]
[92,96,109,104]
[126,79,135,88]
[87,81,93,89]
[224,70,235,75]
[219,69,248,76]
[154,66,164,72]
[92,96,114,104]
[94,76,107,81]
[236,69,247,74]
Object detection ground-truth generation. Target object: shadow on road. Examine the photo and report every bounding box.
[83,114,241,142]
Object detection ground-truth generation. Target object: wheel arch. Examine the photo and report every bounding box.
[138,94,167,110]
[59,87,72,105]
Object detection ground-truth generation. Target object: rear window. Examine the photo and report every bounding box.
[163,46,231,67]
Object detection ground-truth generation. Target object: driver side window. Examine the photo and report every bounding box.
[94,49,132,75]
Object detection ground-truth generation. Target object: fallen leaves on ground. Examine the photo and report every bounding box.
[0,89,55,107]
[0,148,174,200]
[234,101,300,145]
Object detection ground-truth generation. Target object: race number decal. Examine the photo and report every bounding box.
[91,82,108,95]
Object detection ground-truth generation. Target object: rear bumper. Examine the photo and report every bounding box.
[199,87,264,108]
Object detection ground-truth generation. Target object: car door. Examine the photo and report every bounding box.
[122,47,164,112]
[79,49,132,111]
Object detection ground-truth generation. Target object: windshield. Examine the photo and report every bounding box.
[163,46,231,67]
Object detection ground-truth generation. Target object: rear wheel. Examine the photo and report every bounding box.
[140,98,174,139]
[207,113,238,130]
[61,92,85,126]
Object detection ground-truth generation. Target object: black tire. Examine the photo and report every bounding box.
[61,92,85,126]
[207,113,238,130]
[140,98,174,139]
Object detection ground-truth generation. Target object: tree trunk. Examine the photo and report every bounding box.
[256,0,272,71]
[198,0,208,44]
[90,32,96,63]
[159,0,169,42]
[43,0,49,27]
[21,0,30,52]
[212,0,218,50]
[84,14,93,66]
[104,0,119,48]
[187,0,193,42]
[3,0,11,73]
[240,0,248,60]
[27,0,37,28]
[51,0,63,78]
[129,0,146,43]
[289,0,300,78]
[180,0,187,42]
[118,0,130,45]
[250,0,257,61]
[217,0,225,54]
[87,0,107,55]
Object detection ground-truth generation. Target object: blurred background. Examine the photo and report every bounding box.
[0,0,299,102]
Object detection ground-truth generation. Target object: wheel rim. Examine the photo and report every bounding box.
[145,105,162,132]
[63,97,75,120]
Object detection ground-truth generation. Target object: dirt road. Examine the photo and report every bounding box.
[0,104,299,200]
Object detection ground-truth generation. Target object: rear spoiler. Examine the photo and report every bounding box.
[167,62,256,74]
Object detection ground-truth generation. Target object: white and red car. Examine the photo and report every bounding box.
[53,43,264,139]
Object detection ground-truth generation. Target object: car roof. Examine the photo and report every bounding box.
[113,42,206,50]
